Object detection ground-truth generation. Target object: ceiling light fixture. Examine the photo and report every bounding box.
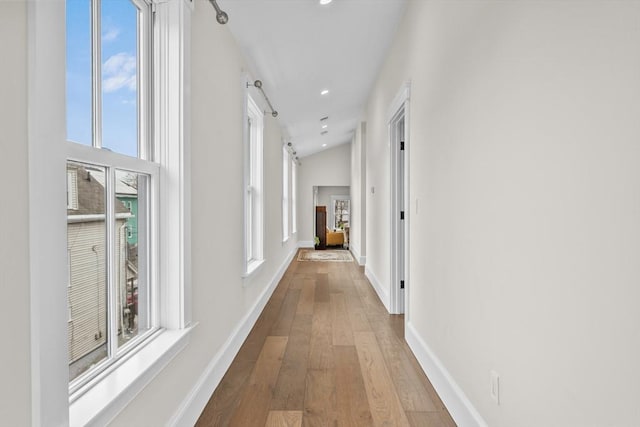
[319,0,333,5]
[208,0,229,24]
[322,143,327,147]
[322,124,328,129]
[321,89,329,95]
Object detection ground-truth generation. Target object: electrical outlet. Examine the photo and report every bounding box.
[490,370,500,404]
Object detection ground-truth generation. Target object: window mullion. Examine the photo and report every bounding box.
[91,0,102,149]
[106,166,118,359]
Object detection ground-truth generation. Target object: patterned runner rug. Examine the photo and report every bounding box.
[297,249,354,262]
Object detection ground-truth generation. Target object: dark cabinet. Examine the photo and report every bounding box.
[315,206,327,250]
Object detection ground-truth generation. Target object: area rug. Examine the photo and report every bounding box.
[297,249,354,262]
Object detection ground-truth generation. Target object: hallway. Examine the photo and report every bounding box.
[196,251,455,426]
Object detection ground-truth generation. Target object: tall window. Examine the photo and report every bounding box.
[66,0,155,390]
[291,159,297,234]
[244,95,264,275]
[282,146,290,242]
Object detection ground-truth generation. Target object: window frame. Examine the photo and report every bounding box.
[243,94,265,277]
[65,0,158,396]
[282,145,290,242]
[27,1,194,425]
[291,158,297,235]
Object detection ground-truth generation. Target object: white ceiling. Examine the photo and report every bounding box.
[221,0,408,158]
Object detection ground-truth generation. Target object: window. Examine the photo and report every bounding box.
[282,145,290,242]
[291,159,297,234]
[65,0,155,390]
[67,169,78,209]
[31,0,191,424]
[333,198,350,229]
[244,95,264,275]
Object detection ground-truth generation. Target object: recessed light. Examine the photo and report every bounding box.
[322,143,327,147]
[322,124,328,129]
[321,89,329,95]
[319,0,332,5]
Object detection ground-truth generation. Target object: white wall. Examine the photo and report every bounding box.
[350,122,366,263]
[10,1,298,425]
[297,143,351,244]
[110,3,298,424]
[317,186,350,209]
[366,1,640,426]
[0,3,31,425]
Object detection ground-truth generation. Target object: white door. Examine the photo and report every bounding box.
[390,108,406,314]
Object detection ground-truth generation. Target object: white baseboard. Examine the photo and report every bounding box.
[349,246,366,266]
[364,265,390,312]
[298,240,314,248]
[405,322,488,427]
[168,247,298,427]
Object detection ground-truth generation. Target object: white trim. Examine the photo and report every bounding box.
[27,1,193,424]
[298,240,315,249]
[405,322,488,427]
[241,258,265,280]
[364,266,390,312]
[67,212,133,223]
[291,160,297,234]
[389,81,411,316]
[154,0,193,330]
[387,81,411,123]
[349,246,366,266]
[167,247,298,427]
[243,94,265,276]
[282,145,290,242]
[28,2,69,424]
[69,327,194,427]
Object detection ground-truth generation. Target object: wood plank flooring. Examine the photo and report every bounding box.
[196,250,456,427]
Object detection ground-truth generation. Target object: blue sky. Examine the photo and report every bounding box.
[67,0,138,157]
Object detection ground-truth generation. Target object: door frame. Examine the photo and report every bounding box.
[389,82,411,315]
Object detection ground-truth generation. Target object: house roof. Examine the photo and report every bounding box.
[67,164,131,217]
[90,170,138,196]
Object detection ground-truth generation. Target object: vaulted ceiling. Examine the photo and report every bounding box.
[221,0,408,158]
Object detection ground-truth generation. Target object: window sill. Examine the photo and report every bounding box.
[242,258,265,279]
[69,326,194,427]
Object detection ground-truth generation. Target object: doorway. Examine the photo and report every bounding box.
[313,186,350,247]
[390,97,408,314]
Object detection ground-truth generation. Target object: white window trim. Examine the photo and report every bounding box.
[27,1,194,425]
[291,159,297,235]
[282,145,290,243]
[243,93,265,278]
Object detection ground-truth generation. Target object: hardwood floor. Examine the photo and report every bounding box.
[196,250,456,427]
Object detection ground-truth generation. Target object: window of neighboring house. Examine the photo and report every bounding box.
[244,94,264,276]
[282,145,289,242]
[67,169,78,209]
[65,0,155,391]
[291,159,297,234]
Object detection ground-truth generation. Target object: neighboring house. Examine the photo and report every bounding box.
[92,171,139,246]
[66,164,134,377]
